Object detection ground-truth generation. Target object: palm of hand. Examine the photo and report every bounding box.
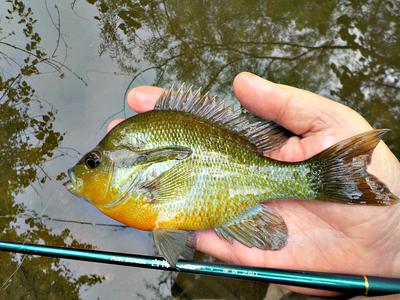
[118,72,400,294]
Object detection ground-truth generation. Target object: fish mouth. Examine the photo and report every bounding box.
[64,168,78,191]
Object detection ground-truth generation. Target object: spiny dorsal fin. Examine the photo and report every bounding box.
[155,86,292,154]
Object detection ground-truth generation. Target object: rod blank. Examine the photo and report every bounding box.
[0,240,399,296]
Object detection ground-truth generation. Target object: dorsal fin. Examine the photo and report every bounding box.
[155,86,292,154]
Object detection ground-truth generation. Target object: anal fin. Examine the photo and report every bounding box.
[215,204,288,250]
[153,229,195,266]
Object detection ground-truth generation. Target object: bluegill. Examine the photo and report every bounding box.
[65,88,399,266]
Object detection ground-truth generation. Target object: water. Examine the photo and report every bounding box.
[0,0,398,299]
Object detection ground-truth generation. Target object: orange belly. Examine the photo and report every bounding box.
[99,196,158,231]
[99,194,257,231]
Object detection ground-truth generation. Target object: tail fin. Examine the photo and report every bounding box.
[311,129,399,205]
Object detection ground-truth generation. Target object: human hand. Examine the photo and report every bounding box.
[111,72,400,295]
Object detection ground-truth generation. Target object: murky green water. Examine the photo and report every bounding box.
[0,0,399,299]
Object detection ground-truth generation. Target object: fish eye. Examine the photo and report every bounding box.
[85,151,101,169]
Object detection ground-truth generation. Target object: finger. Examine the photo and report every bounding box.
[127,86,165,113]
[233,72,371,135]
[107,118,125,132]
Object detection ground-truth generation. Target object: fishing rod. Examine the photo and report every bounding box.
[0,240,399,296]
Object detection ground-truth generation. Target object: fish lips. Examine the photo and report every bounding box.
[64,168,80,193]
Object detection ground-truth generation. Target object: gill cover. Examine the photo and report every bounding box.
[99,146,192,207]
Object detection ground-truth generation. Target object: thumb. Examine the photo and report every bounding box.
[233,72,372,135]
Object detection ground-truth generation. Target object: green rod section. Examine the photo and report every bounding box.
[0,240,398,296]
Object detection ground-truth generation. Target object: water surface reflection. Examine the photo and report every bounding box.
[1,0,398,299]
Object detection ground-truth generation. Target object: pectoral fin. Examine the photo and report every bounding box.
[215,204,288,250]
[120,146,192,203]
[153,229,195,266]
[141,162,192,203]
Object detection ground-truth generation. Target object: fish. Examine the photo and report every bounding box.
[65,87,399,266]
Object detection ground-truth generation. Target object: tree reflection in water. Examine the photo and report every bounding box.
[0,1,102,298]
[87,0,399,156]
[1,0,399,298]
